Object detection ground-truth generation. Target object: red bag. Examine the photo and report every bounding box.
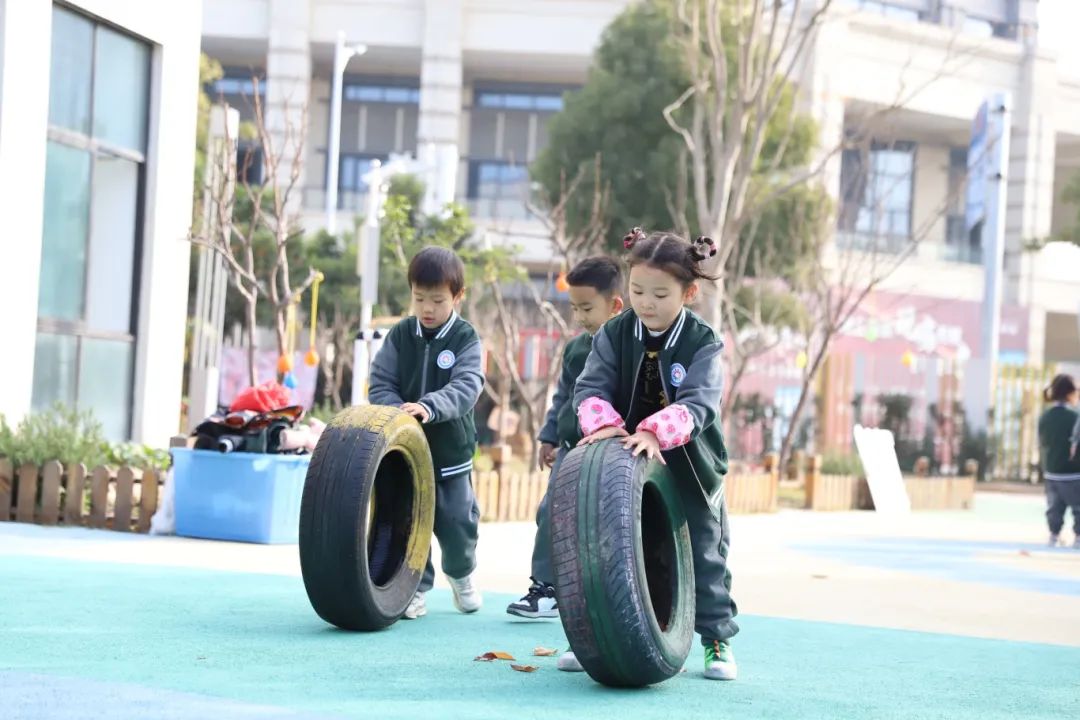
[230,381,292,413]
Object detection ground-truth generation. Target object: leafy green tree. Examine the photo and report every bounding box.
[533,0,831,423]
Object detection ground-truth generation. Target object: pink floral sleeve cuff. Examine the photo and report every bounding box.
[578,396,625,436]
[636,404,695,451]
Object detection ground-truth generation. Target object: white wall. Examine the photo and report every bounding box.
[912,143,950,248]
[0,0,201,445]
[0,0,51,424]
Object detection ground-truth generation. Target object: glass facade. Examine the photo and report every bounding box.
[839,141,916,243]
[33,5,150,440]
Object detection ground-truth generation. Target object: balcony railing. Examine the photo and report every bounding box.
[466,197,533,221]
[302,187,368,213]
[835,231,913,256]
[942,214,983,265]
[836,214,983,266]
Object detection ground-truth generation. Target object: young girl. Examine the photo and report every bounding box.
[1038,374,1080,548]
[559,229,738,681]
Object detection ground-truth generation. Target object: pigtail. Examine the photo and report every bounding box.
[689,236,717,263]
[623,226,647,250]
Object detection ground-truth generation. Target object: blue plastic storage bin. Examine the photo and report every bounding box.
[172,448,310,544]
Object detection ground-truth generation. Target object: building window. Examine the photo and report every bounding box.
[211,76,261,97]
[344,84,420,104]
[839,141,915,244]
[844,0,923,23]
[33,5,150,440]
[466,161,531,219]
[475,91,564,113]
[207,68,265,123]
[467,84,572,217]
[334,153,386,211]
[943,147,981,264]
[310,78,419,207]
[961,15,1017,40]
[340,77,419,157]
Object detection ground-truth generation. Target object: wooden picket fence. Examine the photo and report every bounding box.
[802,453,976,512]
[0,458,161,532]
[472,467,779,522]
[991,364,1057,482]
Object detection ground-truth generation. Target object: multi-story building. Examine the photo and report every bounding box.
[0,1,202,442]
[202,0,1080,365]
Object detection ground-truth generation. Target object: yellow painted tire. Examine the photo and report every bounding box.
[299,405,436,631]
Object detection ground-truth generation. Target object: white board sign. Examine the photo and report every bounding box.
[853,425,911,515]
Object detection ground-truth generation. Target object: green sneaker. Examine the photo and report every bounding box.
[704,640,737,680]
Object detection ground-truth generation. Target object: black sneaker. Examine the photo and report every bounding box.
[506,578,558,619]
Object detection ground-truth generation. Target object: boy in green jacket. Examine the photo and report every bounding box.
[506,257,624,619]
[369,246,485,619]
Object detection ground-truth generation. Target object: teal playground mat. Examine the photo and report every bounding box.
[2,555,1078,720]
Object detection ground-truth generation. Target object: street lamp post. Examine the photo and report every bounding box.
[326,31,367,235]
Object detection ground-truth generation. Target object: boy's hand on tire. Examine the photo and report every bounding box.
[539,442,558,470]
[578,426,629,446]
[622,431,666,465]
[400,403,431,423]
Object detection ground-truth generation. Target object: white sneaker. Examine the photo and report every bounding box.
[556,651,584,672]
[403,591,426,619]
[449,573,482,614]
[1049,533,1061,547]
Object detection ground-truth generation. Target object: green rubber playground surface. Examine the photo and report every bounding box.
[3,553,1078,719]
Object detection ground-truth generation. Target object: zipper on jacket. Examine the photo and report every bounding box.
[627,352,646,420]
[420,343,431,396]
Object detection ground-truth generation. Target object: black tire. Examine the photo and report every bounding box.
[299,405,436,631]
[550,439,695,687]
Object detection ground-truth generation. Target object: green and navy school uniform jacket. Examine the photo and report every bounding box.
[538,332,592,451]
[1038,403,1080,481]
[573,307,729,520]
[368,311,484,480]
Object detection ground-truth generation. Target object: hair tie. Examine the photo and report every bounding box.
[693,235,717,259]
[623,227,646,250]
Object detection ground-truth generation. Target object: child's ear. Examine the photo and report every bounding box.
[684,282,700,304]
[610,296,625,314]
[454,289,466,306]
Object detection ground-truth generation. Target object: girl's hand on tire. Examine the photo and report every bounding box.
[577,426,629,446]
[400,403,431,423]
[539,442,558,470]
[622,431,666,465]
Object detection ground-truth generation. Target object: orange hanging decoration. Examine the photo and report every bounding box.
[304,272,324,367]
[555,270,570,293]
[277,354,294,374]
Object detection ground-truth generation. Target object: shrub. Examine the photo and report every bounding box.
[0,405,169,472]
[821,451,863,476]
[0,404,107,468]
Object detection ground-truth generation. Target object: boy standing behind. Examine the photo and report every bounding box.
[369,246,485,619]
[507,256,624,619]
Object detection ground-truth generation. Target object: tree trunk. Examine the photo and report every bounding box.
[697,275,724,335]
[245,300,258,387]
[777,341,829,469]
[722,354,749,433]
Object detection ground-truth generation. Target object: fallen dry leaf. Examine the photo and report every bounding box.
[474,651,516,662]
[512,664,539,673]
[533,647,558,657]
[1018,550,1031,557]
